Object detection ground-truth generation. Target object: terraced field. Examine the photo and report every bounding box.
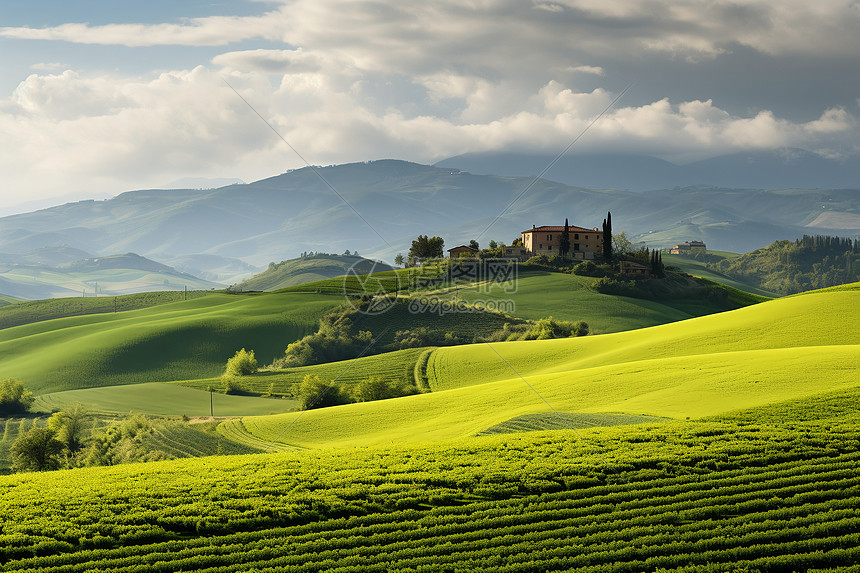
[1,415,857,572]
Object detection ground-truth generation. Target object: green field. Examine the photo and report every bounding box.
[34,383,297,417]
[177,347,429,395]
[222,285,859,449]
[453,269,756,334]
[0,290,214,330]
[0,292,340,393]
[1,413,858,571]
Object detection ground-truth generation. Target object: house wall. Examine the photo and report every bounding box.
[522,228,603,259]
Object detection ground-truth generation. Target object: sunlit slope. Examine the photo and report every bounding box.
[227,285,859,449]
[228,345,858,449]
[0,293,340,393]
[34,382,298,417]
[427,285,859,391]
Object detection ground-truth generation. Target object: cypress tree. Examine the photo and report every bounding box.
[602,211,613,260]
[560,218,571,258]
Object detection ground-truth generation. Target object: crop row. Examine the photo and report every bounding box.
[1,421,857,571]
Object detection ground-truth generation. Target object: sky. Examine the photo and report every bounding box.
[1,0,859,212]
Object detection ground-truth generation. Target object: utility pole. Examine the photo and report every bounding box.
[210,389,214,417]
[184,285,188,301]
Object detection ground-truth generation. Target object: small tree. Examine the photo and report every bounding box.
[224,348,258,377]
[602,211,613,260]
[11,427,64,472]
[297,374,347,410]
[488,240,498,250]
[612,231,633,256]
[469,240,479,250]
[394,253,404,267]
[408,235,445,263]
[0,378,34,415]
[48,404,90,454]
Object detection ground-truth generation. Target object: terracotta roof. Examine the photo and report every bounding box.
[447,245,478,252]
[521,225,600,233]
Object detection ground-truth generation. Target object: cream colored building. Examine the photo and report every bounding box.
[521,225,604,259]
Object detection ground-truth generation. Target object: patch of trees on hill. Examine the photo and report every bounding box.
[708,235,859,295]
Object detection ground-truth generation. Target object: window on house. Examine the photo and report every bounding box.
[574,243,580,251]
[539,244,543,249]
[548,245,553,250]
[547,234,552,240]
[574,234,579,240]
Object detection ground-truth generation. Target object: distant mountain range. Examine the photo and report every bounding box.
[436,149,860,192]
[0,157,857,299]
[0,250,222,299]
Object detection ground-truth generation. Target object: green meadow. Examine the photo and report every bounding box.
[0,292,339,393]
[223,286,859,449]
[34,383,297,417]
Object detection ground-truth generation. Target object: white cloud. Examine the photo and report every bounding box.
[29,62,64,71]
[567,65,605,76]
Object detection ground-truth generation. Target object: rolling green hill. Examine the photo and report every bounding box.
[222,285,859,450]
[233,254,395,292]
[662,251,778,297]
[0,292,340,394]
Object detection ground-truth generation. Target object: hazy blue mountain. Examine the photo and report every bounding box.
[0,252,222,299]
[436,149,860,191]
[0,160,856,288]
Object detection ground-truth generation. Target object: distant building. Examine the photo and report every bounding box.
[669,241,706,255]
[521,224,604,260]
[447,245,479,258]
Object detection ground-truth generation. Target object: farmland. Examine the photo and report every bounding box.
[222,285,858,450]
[0,412,858,571]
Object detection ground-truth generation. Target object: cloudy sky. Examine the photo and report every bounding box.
[1,0,859,212]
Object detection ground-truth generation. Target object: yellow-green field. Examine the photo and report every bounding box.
[34,382,297,417]
[222,285,859,450]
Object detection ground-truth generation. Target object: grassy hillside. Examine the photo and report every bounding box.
[233,254,394,292]
[177,348,428,396]
[662,252,778,297]
[0,290,215,330]
[223,285,859,449]
[0,292,340,394]
[707,235,860,294]
[33,383,298,417]
[1,412,857,571]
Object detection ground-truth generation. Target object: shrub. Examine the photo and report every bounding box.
[297,375,349,410]
[353,377,416,403]
[0,378,34,415]
[223,377,245,395]
[11,427,64,472]
[224,348,258,377]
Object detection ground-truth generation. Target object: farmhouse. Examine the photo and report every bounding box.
[447,245,479,258]
[619,260,651,278]
[521,224,604,260]
[669,240,707,255]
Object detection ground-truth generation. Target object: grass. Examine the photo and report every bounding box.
[223,285,859,449]
[452,269,751,334]
[0,290,214,330]
[478,412,671,434]
[0,292,341,394]
[33,383,298,417]
[0,416,857,571]
[177,347,429,395]
[663,252,778,297]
